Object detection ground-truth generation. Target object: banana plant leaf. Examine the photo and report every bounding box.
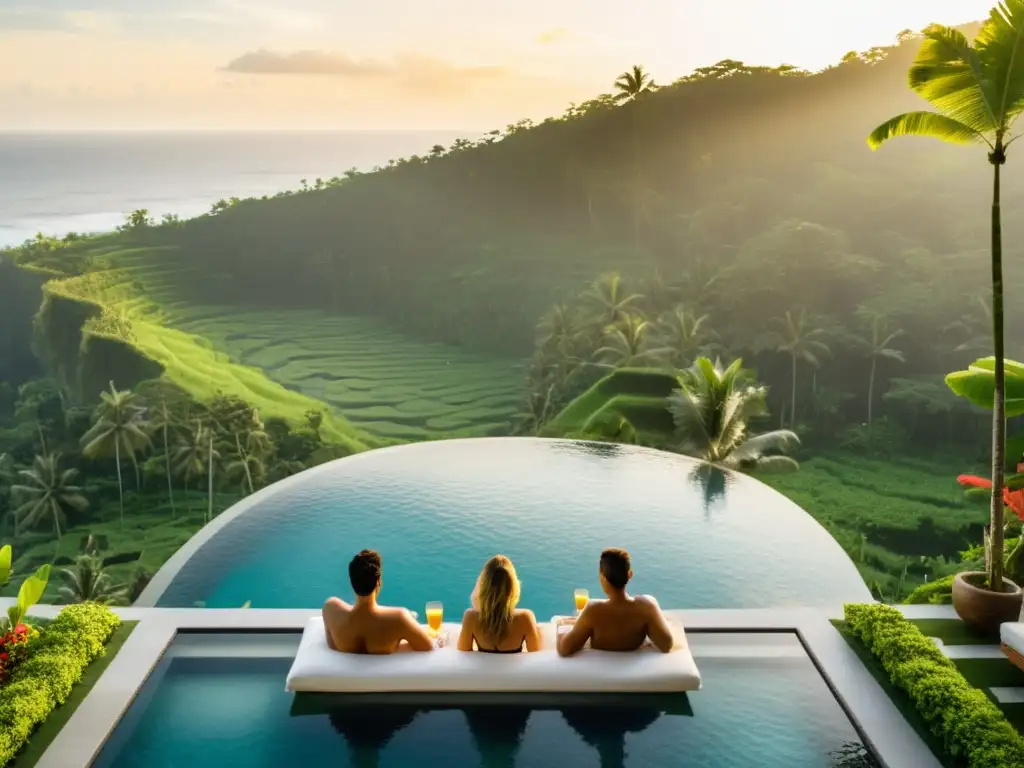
[946,358,1024,417]
[0,544,10,586]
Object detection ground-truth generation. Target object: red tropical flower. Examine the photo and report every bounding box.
[958,475,1024,522]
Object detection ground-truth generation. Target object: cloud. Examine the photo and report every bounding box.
[536,27,573,45]
[222,50,390,76]
[0,8,121,34]
[221,50,510,96]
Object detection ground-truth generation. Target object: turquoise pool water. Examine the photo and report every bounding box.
[152,438,871,612]
[93,633,877,768]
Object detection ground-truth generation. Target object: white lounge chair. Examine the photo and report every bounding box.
[1001,620,1024,672]
[286,617,701,694]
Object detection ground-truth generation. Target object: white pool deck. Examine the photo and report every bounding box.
[0,599,949,768]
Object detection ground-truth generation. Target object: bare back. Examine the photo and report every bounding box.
[322,597,433,654]
[457,608,543,653]
[558,595,674,656]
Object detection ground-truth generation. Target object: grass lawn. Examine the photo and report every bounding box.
[8,620,138,768]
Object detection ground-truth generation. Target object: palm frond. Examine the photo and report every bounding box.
[749,455,800,474]
[975,1,1024,124]
[910,25,996,130]
[867,112,988,149]
[728,430,800,463]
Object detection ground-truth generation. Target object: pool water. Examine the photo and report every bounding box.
[151,438,870,612]
[94,633,876,768]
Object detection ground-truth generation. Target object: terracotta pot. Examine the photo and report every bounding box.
[952,571,1023,634]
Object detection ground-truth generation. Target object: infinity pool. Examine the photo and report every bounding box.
[93,632,877,768]
[148,438,870,612]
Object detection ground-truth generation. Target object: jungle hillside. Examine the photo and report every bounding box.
[1,22,1020,603]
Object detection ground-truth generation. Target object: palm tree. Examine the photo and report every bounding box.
[613,65,657,102]
[146,393,181,517]
[755,310,831,428]
[650,307,717,368]
[868,8,1024,591]
[172,422,220,523]
[11,454,89,541]
[667,357,799,472]
[58,552,128,606]
[594,316,659,368]
[861,316,906,427]
[58,553,128,605]
[80,382,151,529]
[580,272,644,331]
[537,304,585,358]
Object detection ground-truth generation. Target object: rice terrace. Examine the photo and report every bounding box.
[37,242,525,445]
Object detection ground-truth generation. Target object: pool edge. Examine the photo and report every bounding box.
[31,606,940,768]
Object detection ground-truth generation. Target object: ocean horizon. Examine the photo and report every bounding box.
[0,130,467,248]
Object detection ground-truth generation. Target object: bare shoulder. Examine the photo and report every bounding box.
[463,608,479,621]
[380,606,415,623]
[322,596,349,614]
[515,608,538,624]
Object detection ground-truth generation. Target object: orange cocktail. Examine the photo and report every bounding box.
[426,601,444,632]
[574,589,589,614]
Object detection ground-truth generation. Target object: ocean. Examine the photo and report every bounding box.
[0,131,465,248]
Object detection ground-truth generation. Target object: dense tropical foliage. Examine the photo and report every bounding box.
[0,14,1021,605]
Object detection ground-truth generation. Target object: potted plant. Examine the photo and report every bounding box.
[947,358,1024,632]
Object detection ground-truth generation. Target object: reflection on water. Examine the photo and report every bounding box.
[324,702,671,768]
[561,707,663,768]
[688,463,729,514]
[328,706,420,768]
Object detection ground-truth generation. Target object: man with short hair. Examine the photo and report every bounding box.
[557,548,675,657]
[322,549,436,654]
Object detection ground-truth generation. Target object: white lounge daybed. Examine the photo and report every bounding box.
[286,617,701,694]
[1002,622,1024,672]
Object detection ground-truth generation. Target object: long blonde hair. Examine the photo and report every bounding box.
[476,555,520,643]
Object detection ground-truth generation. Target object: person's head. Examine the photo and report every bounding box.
[599,548,632,595]
[349,549,382,599]
[476,555,520,642]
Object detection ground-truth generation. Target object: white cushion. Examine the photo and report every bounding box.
[285,617,701,694]
[1002,621,1024,654]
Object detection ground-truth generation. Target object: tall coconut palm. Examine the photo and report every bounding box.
[11,454,89,540]
[667,357,799,472]
[580,272,644,331]
[80,382,151,529]
[58,553,128,605]
[862,316,906,426]
[650,307,718,368]
[755,310,831,428]
[594,316,660,368]
[146,394,181,517]
[867,6,1024,591]
[172,422,220,523]
[613,65,657,102]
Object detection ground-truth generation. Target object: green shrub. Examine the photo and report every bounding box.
[904,574,957,605]
[843,603,1024,768]
[0,603,120,766]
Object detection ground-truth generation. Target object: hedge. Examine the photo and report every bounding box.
[844,603,1024,768]
[0,604,121,766]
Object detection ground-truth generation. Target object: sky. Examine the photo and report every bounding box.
[0,0,994,131]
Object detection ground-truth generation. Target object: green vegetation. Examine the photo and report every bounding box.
[868,6,1024,596]
[7,620,136,768]
[844,603,1024,767]
[0,603,122,766]
[2,14,1023,597]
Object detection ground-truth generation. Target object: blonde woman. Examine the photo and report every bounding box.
[458,555,543,653]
